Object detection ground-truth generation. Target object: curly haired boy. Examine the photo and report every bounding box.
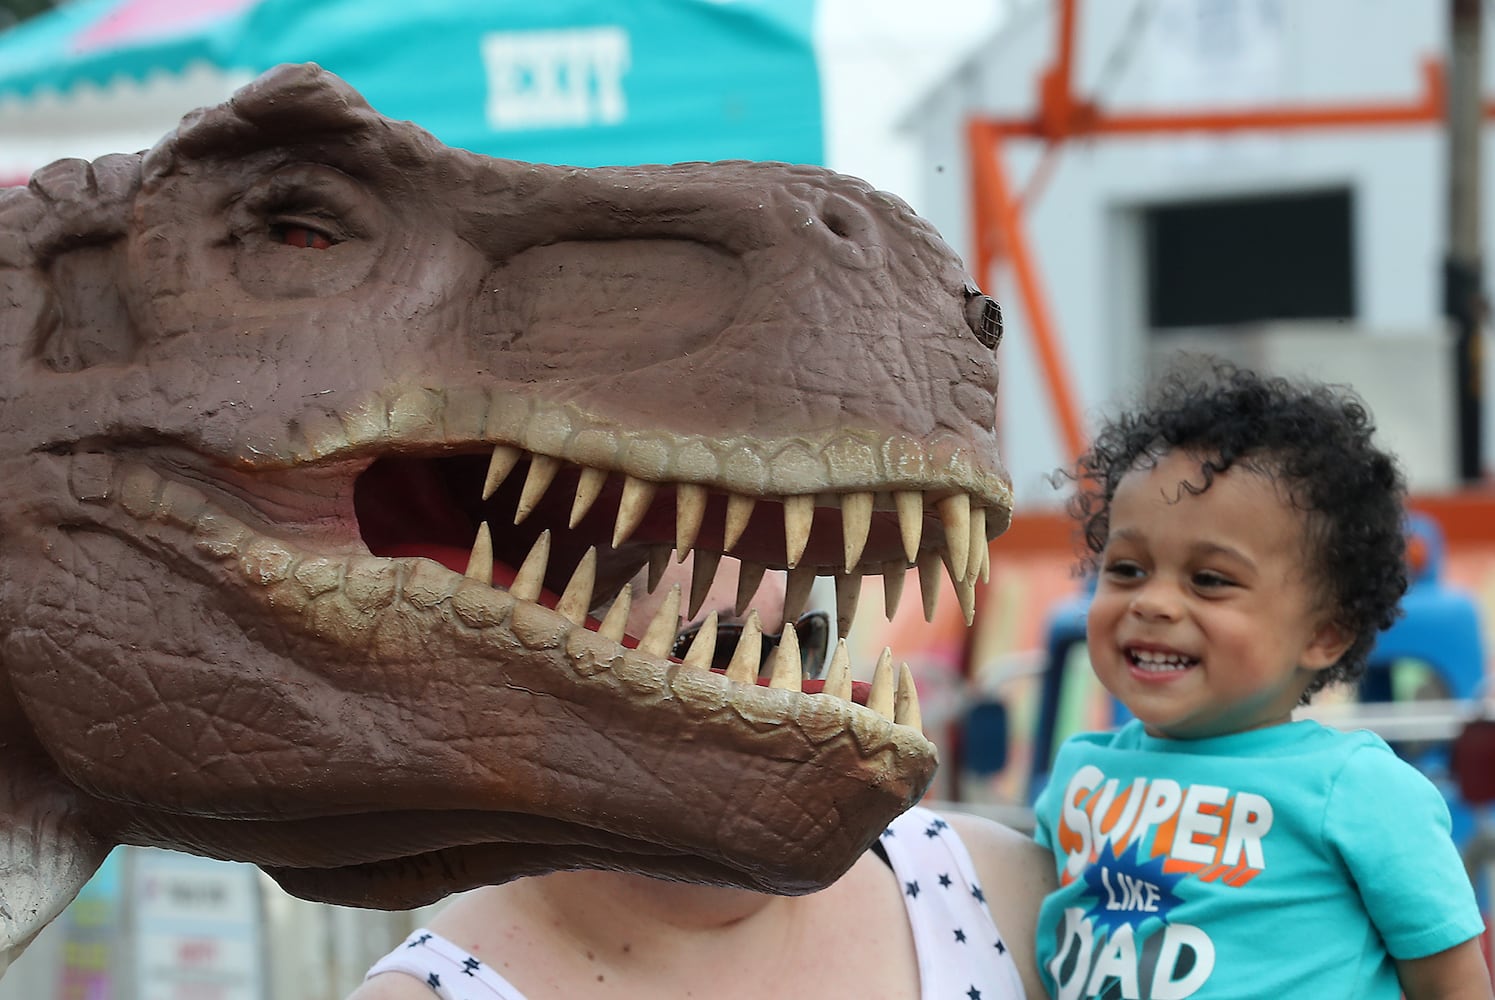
[1035,361,1491,999]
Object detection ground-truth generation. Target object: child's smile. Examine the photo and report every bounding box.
[1124,643,1199,675]
[1087,450,1352,739]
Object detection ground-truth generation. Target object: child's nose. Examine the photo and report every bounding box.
[1129,583,1181,621]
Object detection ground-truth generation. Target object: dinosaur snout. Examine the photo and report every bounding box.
[963,283,1003,350]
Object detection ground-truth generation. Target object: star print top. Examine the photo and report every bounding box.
[363,806,1025,999]
[879,805,1026,999]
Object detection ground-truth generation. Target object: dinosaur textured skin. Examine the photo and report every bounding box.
[0,64,1009,958]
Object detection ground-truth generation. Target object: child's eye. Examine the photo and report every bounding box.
[1193,571,1234,589]
[1103,560,1144,581]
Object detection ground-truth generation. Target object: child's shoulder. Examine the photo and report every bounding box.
[1055,718,1400,761]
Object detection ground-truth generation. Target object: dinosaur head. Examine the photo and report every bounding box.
[0,63,1008,936]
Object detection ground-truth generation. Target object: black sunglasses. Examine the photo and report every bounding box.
[670,610,832,681]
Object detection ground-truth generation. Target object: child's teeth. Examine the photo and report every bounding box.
[1133,650,1194,672]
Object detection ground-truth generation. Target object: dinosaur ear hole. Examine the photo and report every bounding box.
[823,211,851,239]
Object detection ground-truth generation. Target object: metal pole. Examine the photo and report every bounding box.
[1447,0,1486,482]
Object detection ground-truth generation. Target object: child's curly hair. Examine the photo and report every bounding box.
[1066,358,1408,702]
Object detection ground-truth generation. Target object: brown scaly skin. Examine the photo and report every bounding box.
[0,63,1009,955]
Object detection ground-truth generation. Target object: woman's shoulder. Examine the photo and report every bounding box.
[941,810,1054,896]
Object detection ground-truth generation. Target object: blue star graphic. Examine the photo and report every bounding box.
[426,972,441,989]
[408,933,432,948]
[881,827,896,839]
[462,957,481,976]
[924,824,942,838]
[939,873,953,888]
[967,987,982,999]
[905,880,920,899]
[954,928,967,943]
[970,885,985,904]
[1079,840,1187,937]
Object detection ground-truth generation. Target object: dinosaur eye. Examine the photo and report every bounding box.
[962,283,1003,350]
[230,163,384,298]
[272,223,337,250]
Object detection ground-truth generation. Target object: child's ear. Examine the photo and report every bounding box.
[1302,618,1355,671]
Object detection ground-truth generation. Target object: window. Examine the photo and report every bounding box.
[1145,188,1355,329]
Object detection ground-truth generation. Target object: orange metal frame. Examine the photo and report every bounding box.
[967,0,1495,466]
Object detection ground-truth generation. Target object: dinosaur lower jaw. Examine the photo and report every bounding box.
[166,810,819,907]
[91,452,937,764]
[260,841,833,909]
[55,453,939,897]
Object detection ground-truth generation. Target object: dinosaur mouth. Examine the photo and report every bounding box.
[348,443,991,718]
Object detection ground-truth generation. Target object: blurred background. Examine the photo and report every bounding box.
[5,0,1495,995]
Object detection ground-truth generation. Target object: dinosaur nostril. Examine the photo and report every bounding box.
[966,293,1002,350]
[823,210,851,239]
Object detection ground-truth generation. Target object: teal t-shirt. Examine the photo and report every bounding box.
[1034,719,1484,999]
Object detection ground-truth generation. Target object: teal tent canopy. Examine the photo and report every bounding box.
[0,0,823,180]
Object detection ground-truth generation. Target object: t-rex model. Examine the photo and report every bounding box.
[0,63,1010,969]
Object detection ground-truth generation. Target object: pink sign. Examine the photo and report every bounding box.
[73,0,258,53]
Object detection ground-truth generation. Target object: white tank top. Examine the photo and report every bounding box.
[365,806,1025,999]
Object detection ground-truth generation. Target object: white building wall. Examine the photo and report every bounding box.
[905,0,1495,504]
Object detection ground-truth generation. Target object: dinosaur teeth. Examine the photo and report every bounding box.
[883,560,906,620]
[867,649,896,720]
[570,466,608,528]
[917,550,941,624]
[510,530,551,603]
[840,492,873,571]
[894,491,924,564]
[465,521,495,584]
[782,565,816,628]
[647,545,671,593]
[461,442,996,682]
[938,493,971,584]
[724,610,763,684]
[734,560,767,616]
[472,443,998,597]
[835,573,861,638]
[599,583,632,641]
[686,548,722,620]
[675,483,708,559]
[482,444,522,501]
[639,583,683,657]
[766,624,802,691]
[823,640,853,700]
[944,549,977,627]
[613,476,656,548]
[514,454,561,524]
[682,610,719,670]
[967,506,987,585]
[894,662,923,731]
[782,495,814,569]
[723,493,755,551]
[555,546,597,624]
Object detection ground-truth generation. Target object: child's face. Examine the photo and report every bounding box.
[1086,449,1351,740]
